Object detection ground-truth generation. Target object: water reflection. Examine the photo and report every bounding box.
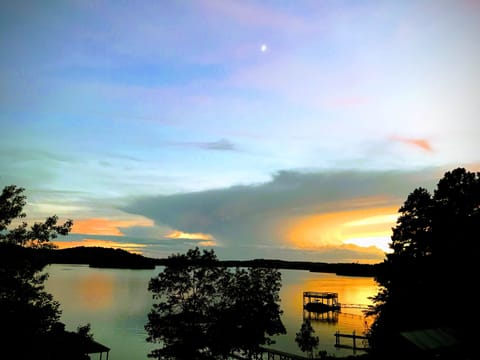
[45,265,115,311]
[273,270,377,356]
[44,265,378,360]
[78,273,114,310]
[304,310,339,324]
[45,264,157,360]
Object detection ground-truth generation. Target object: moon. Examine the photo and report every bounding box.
[260,44,268,52]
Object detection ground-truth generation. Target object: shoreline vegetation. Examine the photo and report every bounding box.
[39,246,380,277]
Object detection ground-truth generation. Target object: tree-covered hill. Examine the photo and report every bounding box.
[49,246,157,269]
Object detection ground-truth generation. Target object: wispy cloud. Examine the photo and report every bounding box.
[166,138,240,152]
[200,139,238,151]
[0,148,74,163]
[199,0,309,32]
[391,135,434,152]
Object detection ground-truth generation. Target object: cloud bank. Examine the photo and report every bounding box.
[123,167,447,261]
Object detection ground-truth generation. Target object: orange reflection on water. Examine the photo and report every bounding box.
[280,271,378,333]
[77,272,115,311]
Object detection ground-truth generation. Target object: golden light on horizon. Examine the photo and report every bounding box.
[285,206,399,253]
[343,237,391,253]
[53,239,147,254]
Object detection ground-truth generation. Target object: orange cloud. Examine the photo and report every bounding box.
[466,162,480,172]
[391,135,434,152]
[198,240,218,247]
[54,239,146,254]
[284,206,399,252]
[71,217,154,236]
[165,230,214,241]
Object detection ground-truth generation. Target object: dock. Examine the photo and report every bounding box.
[303,291,340,313]
[303,292,370,314]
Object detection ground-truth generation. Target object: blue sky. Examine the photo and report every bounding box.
[1,0,479,261]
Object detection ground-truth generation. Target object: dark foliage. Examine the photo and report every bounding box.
[367,168,478,359]
[0,185,99,359]
[159,257,379,276]
[50,246,157,269]
[145,247,286,359]
[295,320,319,358]
[210,266,286,358]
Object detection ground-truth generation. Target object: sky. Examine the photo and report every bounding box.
[1,0,479,262]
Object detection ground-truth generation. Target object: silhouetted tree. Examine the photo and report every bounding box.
[211,267,286,358]
[0,185,73,359]
[145,247,286,359]
[145,248,224,360]
[76,323,94,340]
[367,168,478,358]
[0,185,73,247]
[295,320,319,358]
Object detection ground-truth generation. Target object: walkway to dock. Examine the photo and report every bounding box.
[334,330,369,350]
[230,347,308,360]
[339,303,371,310]
[230,333,369,359]
[259,347,308,360]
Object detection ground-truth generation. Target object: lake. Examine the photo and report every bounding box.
[44,264,378,359]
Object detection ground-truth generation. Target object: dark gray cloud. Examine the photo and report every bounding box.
[199,138,238,151]
[169,138,239,152]
[123,167,448,260]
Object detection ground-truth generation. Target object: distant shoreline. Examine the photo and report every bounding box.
[219,259,380,277]
[56,246,381,276]
[16,245,380,276]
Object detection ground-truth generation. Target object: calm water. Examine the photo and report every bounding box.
[44,264,378,359]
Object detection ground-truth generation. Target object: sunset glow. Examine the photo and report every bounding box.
[285,206,399,252]
[72,218,154,236]
[165,230,214,241]
[2,2,479,359]
[391,136,434,152]
[1,0,478,261]
[54,239,146,254]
